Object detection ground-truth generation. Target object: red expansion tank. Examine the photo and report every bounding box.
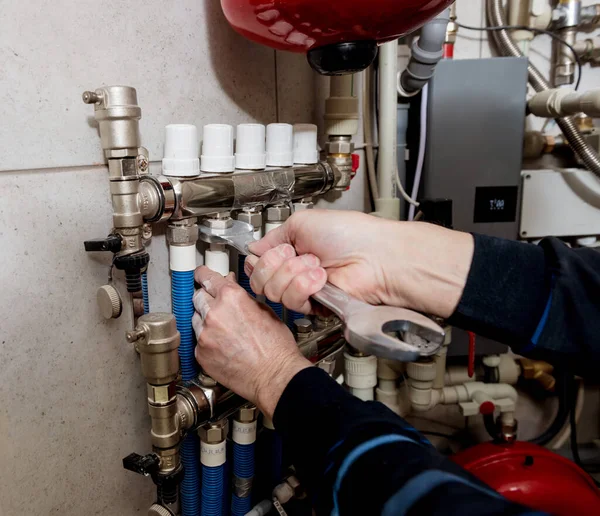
[220,0,453,74]
[452,441,600,516]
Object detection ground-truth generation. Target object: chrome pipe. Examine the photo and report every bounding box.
[161,162,335,220]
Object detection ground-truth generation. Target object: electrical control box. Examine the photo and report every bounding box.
[422,57,529,355]
[520,168,600,240]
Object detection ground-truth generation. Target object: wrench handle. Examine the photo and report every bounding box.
[311,282,364,321]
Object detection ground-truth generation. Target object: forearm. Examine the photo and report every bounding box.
[273,367,534,515]
[449,235,600,375]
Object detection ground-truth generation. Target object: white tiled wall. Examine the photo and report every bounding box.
[1,1,600,514]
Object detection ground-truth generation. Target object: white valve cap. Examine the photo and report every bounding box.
[266,123,293,167]
[293,124,319,164]
[201,124,235,173]
[235,124,266,170]
[162,124,200,177]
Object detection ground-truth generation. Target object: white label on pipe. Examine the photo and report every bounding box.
[200,441,226,467]
[233,420,257,445]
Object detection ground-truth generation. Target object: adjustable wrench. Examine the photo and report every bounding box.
[199,220,445,362]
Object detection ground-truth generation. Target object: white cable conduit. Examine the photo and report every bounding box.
[376,39,401,220]
[407,82,428,221]
[363,66,380,202]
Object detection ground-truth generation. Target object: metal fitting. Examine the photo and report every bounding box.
[236,405,258,423]
[519,358,556,392]
[198,419,229,444]
[325,136,354,155]
[148,400,180,449]
[581,4,600,28]
[327,155,353,191]
[266,204,291,223]
[82,85,142,158]
[154,447,180,474]
[167,219,198,246]
[108,157,138,179]
[176,382,211,432]
[203,213,233,230]
[552,1,581,28]
[128,313,180,385]
[237,208,262,230]
[500,418,518,443]
[139,176,174,223]
[314,314,336,330]
[148,383,176,405]
[294,318,313,341]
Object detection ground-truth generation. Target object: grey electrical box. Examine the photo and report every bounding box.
[423,57,529,355]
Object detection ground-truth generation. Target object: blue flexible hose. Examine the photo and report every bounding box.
[202,463,226,516]
[172,267,200,515]
[266,299,283,320]
[237,254,255,297]
[141,271,150,314]
[172,269,198,381]
[286,309,304,331]
[231,441,255,516]
[181,433,201,515]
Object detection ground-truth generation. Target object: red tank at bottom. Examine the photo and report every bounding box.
[452,441,600,516]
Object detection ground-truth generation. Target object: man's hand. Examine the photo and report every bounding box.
[193,266,311,419]
[246,209,474,319]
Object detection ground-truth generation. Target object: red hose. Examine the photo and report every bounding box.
[467,331,476,378]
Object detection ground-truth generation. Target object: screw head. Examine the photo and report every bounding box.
[137,155,149,172]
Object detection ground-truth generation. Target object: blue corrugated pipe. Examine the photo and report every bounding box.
[266,300,283,320]
[286,309,304,331]
[238,254,255,298]
[231,440,255,516]
[172,268,200,515]
[202,463,226,516]
[141,271,150,314]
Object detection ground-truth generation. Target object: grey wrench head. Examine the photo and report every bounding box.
[344,306,445,362]
[199,220,256,253]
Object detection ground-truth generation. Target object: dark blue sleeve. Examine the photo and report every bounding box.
[273,367,538,515]
[449,234,600,376]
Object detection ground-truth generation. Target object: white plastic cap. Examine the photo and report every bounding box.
[201,124,235,173]
[293,124,319,164]
[266,123,293,167]
[162,124,200,177]
[235,124,266,170]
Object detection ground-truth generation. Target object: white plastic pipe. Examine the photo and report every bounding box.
[205,243,229,276]
[376,40,400,220]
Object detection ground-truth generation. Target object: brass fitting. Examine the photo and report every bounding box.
[148,397,180,450]
[325,136,354,191]
[236,405,258,423]
[154,447,180,475]
[167,219,199,246]
[199,420,229,444]
[293,318,313,341]
[266,205,291,223]
[82,85,142,158]
[127,313,180,385]
[203,212,234,230]
[237,208,262,231]
[519,358,556,392]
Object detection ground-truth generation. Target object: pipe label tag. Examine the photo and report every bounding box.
[201,441,226,467]
[233,420,257,444]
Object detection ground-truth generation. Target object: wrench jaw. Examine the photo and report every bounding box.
[343,307,445,362]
